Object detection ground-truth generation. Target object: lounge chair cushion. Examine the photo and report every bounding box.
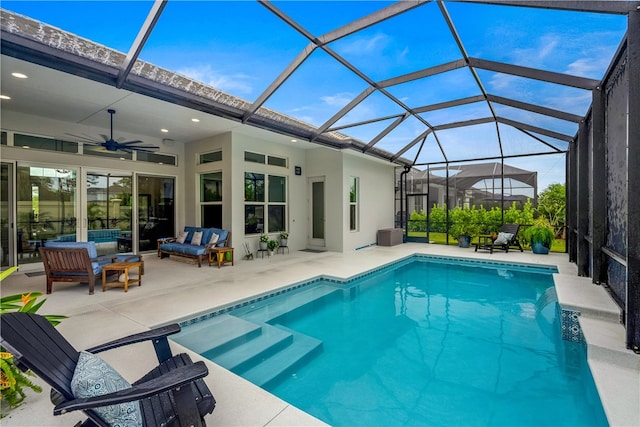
[494,232,514,245]
[71,351,142,427]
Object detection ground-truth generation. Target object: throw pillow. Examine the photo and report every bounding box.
[176,230,188,244]
[209,232,219,245]
[494,232,514,246]
[191,231,203,246]
[71,351,143,427]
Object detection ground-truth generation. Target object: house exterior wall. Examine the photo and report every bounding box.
[2,111,398,257]
[342,153,396,251]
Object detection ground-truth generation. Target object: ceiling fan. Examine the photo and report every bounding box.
[67,109,160,153]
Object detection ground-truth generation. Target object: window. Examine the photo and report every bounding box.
[267,155,287,168]
[350,177,358,231]
[245,151,265,164]
[15,133,78,153]
[244,172,286,234]
[137,151,177,166]
[268,175,286,233]
[199,150,222,164]
[1,131,7,145]
[201,172,222,228]
[245,151,287,168]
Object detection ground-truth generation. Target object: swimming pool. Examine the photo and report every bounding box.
[174,255,608,426]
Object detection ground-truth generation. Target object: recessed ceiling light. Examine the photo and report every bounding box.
[291,139,297,142]
[161,128,169,133]
[0,95,11,100]
[22,145,30,149]
[158,162,164,165]
[11,72,27,79]
[120,157,126,160]
[191,118,200,123]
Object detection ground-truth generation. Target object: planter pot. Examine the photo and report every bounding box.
[280,238,288,247]
[268,250,275,257]
[259,242,267,250]
[531,242,550,254]
[458,235,471,248]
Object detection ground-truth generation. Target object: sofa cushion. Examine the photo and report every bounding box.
[44,241,98,258]
[191,231,203,246]
[160,243,206,256]
[176,231,188,244]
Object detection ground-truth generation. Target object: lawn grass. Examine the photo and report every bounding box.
[406,231,566,253]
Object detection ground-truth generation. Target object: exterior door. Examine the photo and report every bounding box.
[309,177,325,248]
[405,192,430,243]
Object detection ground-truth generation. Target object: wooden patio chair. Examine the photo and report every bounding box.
[0,312,216,427]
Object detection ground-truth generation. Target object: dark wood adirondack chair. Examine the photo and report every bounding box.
[0,312,216,426]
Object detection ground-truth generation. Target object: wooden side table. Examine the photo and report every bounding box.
[208,247,234,268]
[475,235,495,253]
[102,261,143,292]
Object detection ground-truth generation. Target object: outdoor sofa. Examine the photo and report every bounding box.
[158,226,230,267]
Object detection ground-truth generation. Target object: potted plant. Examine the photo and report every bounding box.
[523,220,555,254]
[266,239,279,256]
[279,231,289,247]
[448,207,480,248]
[259,233,269,251]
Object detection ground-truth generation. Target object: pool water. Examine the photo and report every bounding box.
[175,257,608,427]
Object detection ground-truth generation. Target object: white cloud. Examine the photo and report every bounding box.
[337,33,390,55]
[320,92,354,107]
[177,64,255,96]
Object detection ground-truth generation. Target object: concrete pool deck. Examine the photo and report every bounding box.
[1,243,637,426]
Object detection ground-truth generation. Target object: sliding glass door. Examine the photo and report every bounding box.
[137,175,174,252]
[86,172,133,255]
[16,165,77,264]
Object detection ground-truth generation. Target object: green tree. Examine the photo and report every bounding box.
[537,184,566,234]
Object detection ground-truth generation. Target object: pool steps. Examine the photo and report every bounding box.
[174,285,337,387]
[174,315,262,354]
[205,323,293,372]
[241,326,323,388]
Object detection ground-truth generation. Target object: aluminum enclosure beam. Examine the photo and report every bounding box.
[469,57,600,90]
[116,0,167,89]
[449,0,640,14]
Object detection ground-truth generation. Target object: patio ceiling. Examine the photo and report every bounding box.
[0,1,636,167]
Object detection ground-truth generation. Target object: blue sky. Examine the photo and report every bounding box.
[2,1,628,192]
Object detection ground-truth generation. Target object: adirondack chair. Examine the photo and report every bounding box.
[491,224,524,253]
[0,312,216,427]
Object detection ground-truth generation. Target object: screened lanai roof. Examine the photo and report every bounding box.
[0,1,636,167]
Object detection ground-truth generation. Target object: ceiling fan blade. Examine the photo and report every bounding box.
[118,140,144,145]
[130,146,160,152]
[99,134,111,142]
[65,133,101,143]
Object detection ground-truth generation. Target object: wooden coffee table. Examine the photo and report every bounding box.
[208,247,234,268]
[102,261,143,292]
